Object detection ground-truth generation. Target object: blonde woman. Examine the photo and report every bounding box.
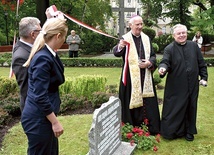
[21,18,68,155]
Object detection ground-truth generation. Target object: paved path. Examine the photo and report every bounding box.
[201,48,214,55]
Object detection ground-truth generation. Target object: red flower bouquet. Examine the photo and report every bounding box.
[121,120,161,151]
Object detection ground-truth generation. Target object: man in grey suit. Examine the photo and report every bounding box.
[66,30,81,58]
[12,17,41,111]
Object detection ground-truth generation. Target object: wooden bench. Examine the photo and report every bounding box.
[201,44,212,51]
[0,45,12,53]
[201,44,212,53]
[0,43,69,53]
[211,41,214,48]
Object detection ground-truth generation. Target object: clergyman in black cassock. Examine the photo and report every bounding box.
[158,24,208,141]
[113,15,160,135]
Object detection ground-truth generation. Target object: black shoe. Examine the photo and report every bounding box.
[185,133,194,141]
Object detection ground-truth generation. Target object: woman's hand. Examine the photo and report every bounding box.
[46,112,64,138]
[52,121,64,138]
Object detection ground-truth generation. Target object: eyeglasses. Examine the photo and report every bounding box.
[33,29,41,33]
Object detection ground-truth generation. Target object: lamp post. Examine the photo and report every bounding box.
[4,12,9,45]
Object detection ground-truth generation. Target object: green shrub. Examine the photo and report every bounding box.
[0,53,12,59]
[0,92,20,126]
[0,77,18,99]
[0,75,110,125]
[152,43,159,53]
[60,94,88,113]
[60,75,107,100]
[205,58,214,66]
[1,52,213,68]
[60,58,123,67]
[188,32,195,41]
[153,34,174,53]
[0,58,7,66]
[0,30,7,45]
[91,92,115,108]
[0,93,20,116]
[105,84,118,94]
[143,19,155,27]
[0,77,19,124]
[142,27,156,41]
[80,31,117,55]
[0,53,12,66]
[0,107,11,126]
[153,73,162,86]
[1,51,213,68]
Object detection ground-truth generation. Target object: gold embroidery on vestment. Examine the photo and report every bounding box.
[123,31,154,109]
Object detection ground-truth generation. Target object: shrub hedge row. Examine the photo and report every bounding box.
[0,53,214,67]
[0,72,163,126]
[0,75,118,126]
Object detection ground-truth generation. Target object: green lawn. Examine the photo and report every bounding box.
[0,67,121,85]
[0,67,213,155]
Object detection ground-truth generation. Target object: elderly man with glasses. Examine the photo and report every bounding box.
[12,6,64,112]
[12,17,41,112]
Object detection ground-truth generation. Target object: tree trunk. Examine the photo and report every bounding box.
[36,0,49,26]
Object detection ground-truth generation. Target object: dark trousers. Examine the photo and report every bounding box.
[69,50,78,58]
[26,132,58,155]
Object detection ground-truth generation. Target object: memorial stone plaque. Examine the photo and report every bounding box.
[87,96,136,155]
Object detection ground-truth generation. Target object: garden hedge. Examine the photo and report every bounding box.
[0,53,214,67]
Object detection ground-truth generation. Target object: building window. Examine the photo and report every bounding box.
[126,12,131,18]
[137,8,140,15]
[162,27,166,34]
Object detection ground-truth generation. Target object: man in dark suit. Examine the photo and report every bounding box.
[12,17,41,111]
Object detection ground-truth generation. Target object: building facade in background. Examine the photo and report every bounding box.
[108,0,173,36]
[108,0,198,36]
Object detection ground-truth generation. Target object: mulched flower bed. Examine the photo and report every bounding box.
[0,106,95,149]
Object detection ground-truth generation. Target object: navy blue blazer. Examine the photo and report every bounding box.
[21,46,64,134]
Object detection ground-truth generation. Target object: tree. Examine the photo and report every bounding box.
[140,0,166,27]
[48,0,114,54]
[193,0,214,10]
[192,0,214,33]
[162,0,193,29]
[50,0,112,33]
[0,1,25,44]
[0,0,113,46]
